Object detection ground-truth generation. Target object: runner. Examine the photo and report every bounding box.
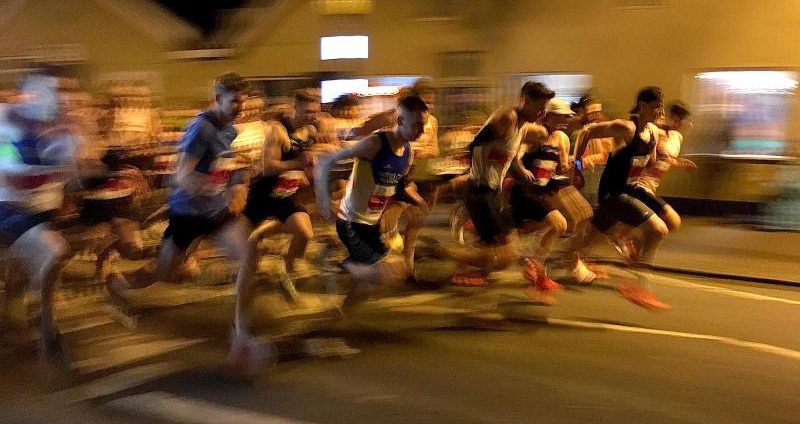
[628,100,695,233]
[244,88,337,300]
[573,86,670,309]
[379,79,440,276]
[105,73,269,374]
[429,82,553,292]
[314,95,429,289]
[0,70,77,368]
[509,98,574,302]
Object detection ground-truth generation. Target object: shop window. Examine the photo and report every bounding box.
[692,70,797,155]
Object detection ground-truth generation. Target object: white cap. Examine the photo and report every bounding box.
[545,98,576,116]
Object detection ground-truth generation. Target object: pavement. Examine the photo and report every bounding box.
[580,217,800,286]
[424,205,800,286]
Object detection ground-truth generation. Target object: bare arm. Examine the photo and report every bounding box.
[314,134,383,219]
[351,110,394,139]
[174,153,207,195]
[574,119,636,161]
[260,121,308,177]
[510,121,547,184]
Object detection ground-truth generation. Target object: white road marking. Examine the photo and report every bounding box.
[650,274,800,306]
[107,391,314,424]
[363,293,457,308]
[74,337,205,373]
[49,361,192,404]
[536,317,800,362]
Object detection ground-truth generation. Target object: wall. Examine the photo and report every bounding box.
[5,0,800,143]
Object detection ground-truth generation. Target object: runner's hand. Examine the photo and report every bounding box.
[521,169,535,185]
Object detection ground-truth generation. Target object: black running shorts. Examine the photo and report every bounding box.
[464,183,513,246]
[592,193,654,233]
[509,184,559,225]
[336,218,388,265]
[626,185,668,215]
[163,211,230,250]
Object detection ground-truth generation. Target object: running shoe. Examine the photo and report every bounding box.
[521,258,561,305]
[277,271,301,303]
[570,258,597,284]
[582,258,609,280]
[222,330,276,379]
[617,283,671,311]
[611,237,640,265]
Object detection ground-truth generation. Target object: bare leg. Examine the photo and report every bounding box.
[660,204,681,232]
[214,217,256,336]
[283,212,313,274]
[637,214,669,264]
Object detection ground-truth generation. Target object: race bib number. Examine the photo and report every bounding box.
[367,184,396,212]
[627,155,650,185]
[272,170,305,198]
[209,156,238,193]
[531,159,557,186]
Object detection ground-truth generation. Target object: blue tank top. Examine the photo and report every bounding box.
[338,131,411,225]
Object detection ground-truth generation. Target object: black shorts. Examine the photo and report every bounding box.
[464,183,512,246]
[245,196,308,225]
[626,185,668,215]
[0,205,51,246]
[163,211,230,250]
[509,184,559,225]
[592,193,654,233]
[336,219,388,265]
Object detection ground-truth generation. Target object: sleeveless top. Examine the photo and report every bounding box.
[338,132,411,225]
[598,118,659,200]
[250,116,315,200]
[468,118,524,191]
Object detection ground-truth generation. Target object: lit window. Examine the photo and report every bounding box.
[321,79,368,103]
[320,36,368,60]
[693,70,797,155]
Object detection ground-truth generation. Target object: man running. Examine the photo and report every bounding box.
[0,70,77,368]
[431,82,553,290]
[573,86,670,309]
[379,79,440,276]
[627,100,695,233]
[314,95,429,288]
[510,98,574,302]
[245,89,336,299]
[105,73,267,373]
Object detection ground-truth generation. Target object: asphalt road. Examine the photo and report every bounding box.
[2,262,800,424]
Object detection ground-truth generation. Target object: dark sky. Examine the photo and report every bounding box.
[156,0,246,35]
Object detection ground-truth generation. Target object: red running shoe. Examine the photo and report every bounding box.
[617,282,670,311]
[521,257,563,293]
[612,237,640,265]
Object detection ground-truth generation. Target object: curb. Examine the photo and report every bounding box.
[592,259,800,288]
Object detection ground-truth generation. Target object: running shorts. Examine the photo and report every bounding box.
[592,193,654,233]
[336,218,388,265]
[464,182,513,246]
